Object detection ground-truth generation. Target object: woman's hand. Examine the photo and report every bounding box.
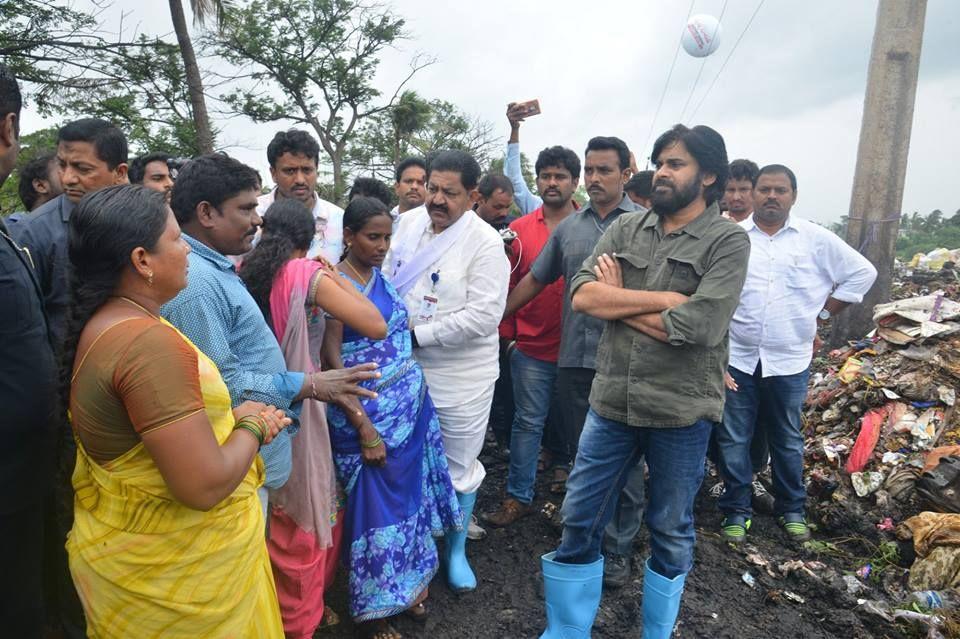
[233,401,292,445]
[359,425,387,467]
[258,407,292,445]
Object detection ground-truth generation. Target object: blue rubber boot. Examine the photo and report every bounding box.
[539,551,603,639]
[445,491,478,593]
[641,559,686,639]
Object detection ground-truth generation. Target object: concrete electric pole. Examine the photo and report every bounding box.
[831,0,927,346]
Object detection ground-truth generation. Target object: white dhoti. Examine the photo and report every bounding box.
[430,382,495,494]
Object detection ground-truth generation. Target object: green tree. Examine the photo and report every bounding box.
[213,0,431,202]
[2,1,211,157]
[168,0,226,153]
[487,153,535,192]
[349,90,498,182]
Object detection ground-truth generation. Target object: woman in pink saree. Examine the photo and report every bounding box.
[241,199,387,638]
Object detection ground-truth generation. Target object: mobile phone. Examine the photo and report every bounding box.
[512,99,541,118]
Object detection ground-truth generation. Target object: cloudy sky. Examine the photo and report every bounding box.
[20,0,960,224]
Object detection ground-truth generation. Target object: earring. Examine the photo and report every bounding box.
[147,271,154,286]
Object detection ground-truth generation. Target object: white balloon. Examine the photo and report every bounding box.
[682,14,722,58]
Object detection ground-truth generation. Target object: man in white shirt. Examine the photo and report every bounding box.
[257,129,344,263]
[716,164,877,544]
[384,149,509,593]
[390,155,427,223]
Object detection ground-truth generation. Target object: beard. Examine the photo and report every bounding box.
[652,174,701,216]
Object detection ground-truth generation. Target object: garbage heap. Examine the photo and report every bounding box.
[803,265,960,635]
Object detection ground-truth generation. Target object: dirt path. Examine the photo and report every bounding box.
[320,450,911,639]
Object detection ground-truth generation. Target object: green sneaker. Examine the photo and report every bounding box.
[779,514,811,541]
[720,516,751,543]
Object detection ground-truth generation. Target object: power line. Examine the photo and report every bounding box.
[678,0,729,123]
[688,0,765,122]
[640,0,696,167]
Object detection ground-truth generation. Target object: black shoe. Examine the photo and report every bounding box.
[603,553,631,588]
[751,478,776,515]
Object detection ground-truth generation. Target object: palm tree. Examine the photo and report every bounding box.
[169,0,225,153]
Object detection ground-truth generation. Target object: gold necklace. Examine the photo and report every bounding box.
[342,258,370,286]
[116,296,160,320]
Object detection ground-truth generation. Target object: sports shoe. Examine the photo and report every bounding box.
[751,478,776,515]
[779,514,811,541]
[720,516,751,543]
[708,480,725,498]
[467,514,487,540]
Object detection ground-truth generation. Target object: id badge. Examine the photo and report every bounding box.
[417,295,439,323]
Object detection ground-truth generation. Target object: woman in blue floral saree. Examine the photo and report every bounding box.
[321,197,462,638]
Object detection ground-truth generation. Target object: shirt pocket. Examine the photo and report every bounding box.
[434,267,468,314]
[616,253,649,290]
[666,256,705,296]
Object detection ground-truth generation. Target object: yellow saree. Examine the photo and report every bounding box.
[67,320,284,638]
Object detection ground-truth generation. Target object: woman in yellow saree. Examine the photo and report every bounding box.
[64,185,289,638]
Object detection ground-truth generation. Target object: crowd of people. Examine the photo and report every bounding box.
[0,59,880,639]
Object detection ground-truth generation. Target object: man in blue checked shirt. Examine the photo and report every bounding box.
[162,154,378,516]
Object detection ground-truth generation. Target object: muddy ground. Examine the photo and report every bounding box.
[319,438,926,639]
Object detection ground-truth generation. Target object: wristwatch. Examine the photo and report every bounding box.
[818,308,831,321]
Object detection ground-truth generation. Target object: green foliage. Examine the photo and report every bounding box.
[212,0,428,201]
[0,128,60,215]
[2,1,211,157]
[488,151,535,192]
[895,209,960,260]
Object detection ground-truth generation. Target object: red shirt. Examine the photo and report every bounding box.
[498,207,564,363]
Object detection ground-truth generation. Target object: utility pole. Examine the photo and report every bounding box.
[831,0,927,346]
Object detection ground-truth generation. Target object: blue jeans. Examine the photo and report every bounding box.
[717,364,810,517]
[506,349,558,504]
[556,409,712,579]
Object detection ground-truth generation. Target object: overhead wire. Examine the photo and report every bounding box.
[688,0,765,122]
[640,0,696,167]
[678,0,729,123]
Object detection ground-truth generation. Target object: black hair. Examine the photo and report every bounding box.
[757,163,798,191]
[651,124,729,206]
[348,176,393,207]
[18,152,56,210]
[729,158,760,185]
[535,145,581,180]
[58,118,128,170]
[128,152,172,184]
[61,185,168,413]
[584,136,630,171]
[266,129,320,167]
[625,170,654,198]
[395,156,426,183]
[240,199,315,322]
[170,153,261,225]
[341,196,392,261]
[427,150,481,191]
[477,173,514,199]
[0,63,22,135]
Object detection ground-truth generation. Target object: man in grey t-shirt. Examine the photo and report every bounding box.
[504,135,645,587]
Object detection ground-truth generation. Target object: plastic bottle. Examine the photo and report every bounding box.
[910,590,959,610]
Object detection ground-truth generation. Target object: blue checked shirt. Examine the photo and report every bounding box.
[161,234,304,489]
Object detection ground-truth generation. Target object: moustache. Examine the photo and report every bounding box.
[654,180,674,189]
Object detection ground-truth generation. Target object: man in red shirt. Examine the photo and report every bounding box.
[482,145,581,526]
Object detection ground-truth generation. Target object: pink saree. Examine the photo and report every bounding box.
[266,258,343,638]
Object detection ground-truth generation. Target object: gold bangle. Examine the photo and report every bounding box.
[361,435,383,449]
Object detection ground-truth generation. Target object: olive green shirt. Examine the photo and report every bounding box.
[569,202,750,428]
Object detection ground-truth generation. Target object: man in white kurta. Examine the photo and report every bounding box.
[384,150,509,593]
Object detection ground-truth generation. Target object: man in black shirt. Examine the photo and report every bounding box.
[0,63,60,639]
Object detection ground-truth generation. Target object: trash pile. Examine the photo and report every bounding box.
[908,248,960,273]
[801,268,960,635]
